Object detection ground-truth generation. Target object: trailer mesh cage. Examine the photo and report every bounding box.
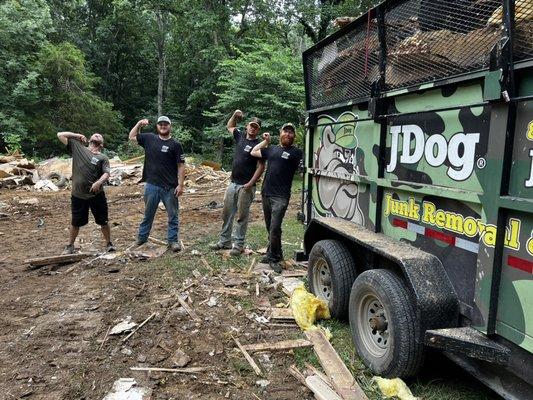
[304,0,533,110]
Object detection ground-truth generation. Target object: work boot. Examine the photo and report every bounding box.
[259,256,271,264]
[269,262,283,274]
[137,238,147,246]
[209,242,231,250]
[63,244,76,255]
[106,242,116,252]
[229,247,243,257]
[169,242,182,252]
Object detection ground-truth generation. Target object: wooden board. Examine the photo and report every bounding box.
[26,253,91,268]
[241,339,312,352]
[270,307,294,320]
[306,375,343,400]
[305,329,368,400]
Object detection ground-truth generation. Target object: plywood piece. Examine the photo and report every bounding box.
[305,329,368,400]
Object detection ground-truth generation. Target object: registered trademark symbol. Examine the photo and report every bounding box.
[477,158,486,169]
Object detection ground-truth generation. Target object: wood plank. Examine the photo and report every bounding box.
[241,339,312,352]
[305,363,333,389]
[306,375,343,400]
[130,366,208,373]
[288,365,307,386]
[212,287,250,297]
[26,253,91,268]
[270,307,294,320]
[305,329,368,400]
[233,337,262,376]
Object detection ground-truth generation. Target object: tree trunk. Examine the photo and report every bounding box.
[155,9,166,116]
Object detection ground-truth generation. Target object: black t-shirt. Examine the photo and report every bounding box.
[231,128,261,185]
[138,133,185,189]
[260,145,303,199]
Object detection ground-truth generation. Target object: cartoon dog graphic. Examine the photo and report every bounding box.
[315,112,364,224]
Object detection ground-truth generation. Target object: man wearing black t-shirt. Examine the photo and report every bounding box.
[129,116,185,252]
[251,123,303,273]
[210,110,265,256]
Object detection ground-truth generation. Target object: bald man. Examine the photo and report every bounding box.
[57,131,114,254]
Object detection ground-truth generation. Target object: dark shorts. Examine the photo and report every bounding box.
[71,192,109,227]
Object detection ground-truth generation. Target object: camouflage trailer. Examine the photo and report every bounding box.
[300,0,533,398]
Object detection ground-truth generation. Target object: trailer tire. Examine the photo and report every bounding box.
[349,269,424,378]
[308,239,357,320]
[45,172,67,188]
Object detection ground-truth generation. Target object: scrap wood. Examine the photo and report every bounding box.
[306,375,343,400]
[148,236,167,246]
[305,363,332,388]
[241,338,312,353]
[98,326,111,351]
[123,155,144,163]
[176,295,201,322]
[233,337,262,376]
[305,329,368,400]
[130,366,209,373]
[269,307,294,320]
[123,312,156,342]
[212,287,250,297]
[288,365,307,386]
[26,253,91,269]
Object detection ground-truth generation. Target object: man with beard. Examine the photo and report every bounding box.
[57,131,114,254]
[129,116,185,252]
[210,110,265,256]
[251,123,303,273]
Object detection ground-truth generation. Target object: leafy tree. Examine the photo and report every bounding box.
[205,39,305,161]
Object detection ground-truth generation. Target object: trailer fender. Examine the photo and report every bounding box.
[304,217,459,331]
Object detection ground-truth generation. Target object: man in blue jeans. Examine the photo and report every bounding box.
[210,110,265,256]
[129,116,185,252]
[251,123,303,273]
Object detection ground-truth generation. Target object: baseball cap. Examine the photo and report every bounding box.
[281,122,296,132]
[248,117,261,128]
[157,116,172,125]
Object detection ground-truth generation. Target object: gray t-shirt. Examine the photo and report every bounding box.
[67,138,110,199]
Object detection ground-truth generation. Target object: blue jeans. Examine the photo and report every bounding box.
[138,183,179,243]
[218,182,255,249]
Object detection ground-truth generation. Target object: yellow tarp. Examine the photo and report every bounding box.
[373,377,418,400]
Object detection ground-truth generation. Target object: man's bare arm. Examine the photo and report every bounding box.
[175,163,186,197]
[57,131,87,146]
[129,119,149,142]
[251,132,270,158]
[227,109,243,134]
[90,172,110,193]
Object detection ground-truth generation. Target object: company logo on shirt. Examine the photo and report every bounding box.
[244,145,252,153]
[90,157,99,165]
[281,151,290,159]
[161,145,169,153]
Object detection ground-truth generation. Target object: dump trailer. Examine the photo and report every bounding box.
[300,1,533,398]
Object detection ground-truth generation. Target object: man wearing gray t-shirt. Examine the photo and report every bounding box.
[57,131,114,254]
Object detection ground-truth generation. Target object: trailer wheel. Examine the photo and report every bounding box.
[45,172,67,188]
[308,240,357,319]
[349,269,424,378]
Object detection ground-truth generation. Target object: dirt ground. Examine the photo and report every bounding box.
[0,184,310,399]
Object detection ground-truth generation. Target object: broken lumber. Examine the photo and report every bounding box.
[130,366,208,373]
[270,307,294,320]
[123,312,156,342]
[288,365,307,386]
[212,287,250,297]
[241,339,312,353]
[26,253,91,269]
[233,337,262,376]
[306,375,343,400]
[305,363,332,388]
[305,329,368,400]
[176,296,201,322]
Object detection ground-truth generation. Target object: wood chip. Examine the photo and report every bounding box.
[233,337,262,376]
[305,329,368,400]
[241,339,312,353]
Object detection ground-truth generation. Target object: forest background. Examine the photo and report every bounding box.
[0,0,379,166]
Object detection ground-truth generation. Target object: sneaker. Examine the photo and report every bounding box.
[269,262,283,274]
[169,242,182,252]
[229,247,243,257]
[106,242,116,252]
[63,244,76,255]
[209,242,231,250]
